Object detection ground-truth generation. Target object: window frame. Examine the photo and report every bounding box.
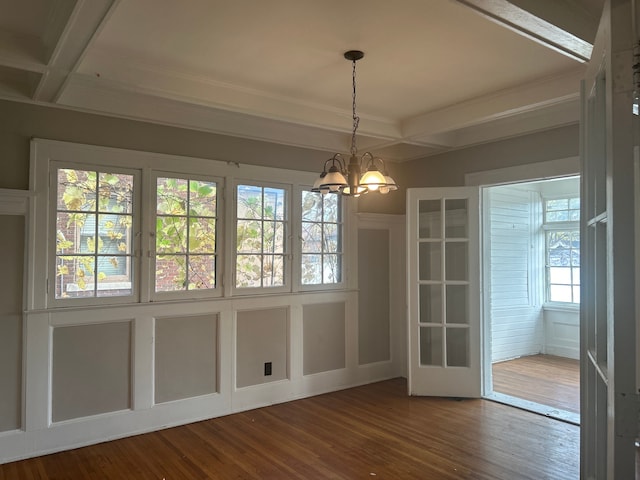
[298,188,345,291]
[543,195,580,306]
[232,179,292,295]
[30,139,353,310]
[48,161,142,307]
[150,171,224,301]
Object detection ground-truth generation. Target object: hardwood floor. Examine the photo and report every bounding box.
[492,354,580,414]
[0,378,579,480]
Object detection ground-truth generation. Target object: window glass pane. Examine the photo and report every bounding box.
[188,180,217,216]
[550,284,572,302]
[56,168,135,300]
[549,267,571,284]
[446,285,468,324]
[155,176,218,293]
[236,185,288,289]
[323,194,339,223]
[236,254,262,288]
[419,284,442,323]
[301,191,322,222]
[302,222,321,253]
[99,173,133,213]
[546,199,568,210]
[300,189,342,286]
[56,256,95,298]
[237,185,263,219]
[97,214,132,247]
[263,255,284,286]
[323,255,341,283]
[157,177,187,215]
[569,198,580,209]
[302,254,322,285]
[156,217,187,253]
[420,327,442,366]
[419,200,441,238]
[237,220,262,253]
[156,255,186,292]
[572,286,581,303]
[324,223,339,253]
[446,328,469,367]
[57,169,95,211]
[419,242,441,281]
[445,242,468,281]
[545,219,580,304]
[189,218,216,253]
[264,188,286,220]
[187,255,216,289]
[444,199,467,238]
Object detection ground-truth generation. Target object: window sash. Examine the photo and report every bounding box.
[50,163,140,306]
[300,190,344,286]
[234,182,290,293]
[545,228,580,304]
[152,173,221,299]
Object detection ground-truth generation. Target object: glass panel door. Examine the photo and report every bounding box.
[408,187,480,397]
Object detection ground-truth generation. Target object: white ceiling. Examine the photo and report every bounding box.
[0,0,602,162]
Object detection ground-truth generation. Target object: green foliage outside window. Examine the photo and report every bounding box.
[155,177,218,292]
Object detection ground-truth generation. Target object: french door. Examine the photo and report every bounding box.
[580,0,638,478]
[407,187,481,397]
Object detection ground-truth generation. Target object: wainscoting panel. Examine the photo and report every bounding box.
[236,307,288,388]
[52,321,132,422]
[302,302,346,375]
[155,314,218,403]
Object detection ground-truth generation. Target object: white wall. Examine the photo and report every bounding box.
[487,185,544,362]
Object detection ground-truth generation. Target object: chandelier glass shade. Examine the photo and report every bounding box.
[312,51,398,198]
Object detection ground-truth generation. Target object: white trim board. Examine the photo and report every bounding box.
[465,156,580,186]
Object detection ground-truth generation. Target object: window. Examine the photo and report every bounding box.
[235,184,287,288]
[55,167,135,299]
[301,191,342,285]
[154,176,218,293]
[36,140,350,308]
[544,197,580,303]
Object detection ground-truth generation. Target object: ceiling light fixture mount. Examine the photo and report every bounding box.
[312,50,398,197]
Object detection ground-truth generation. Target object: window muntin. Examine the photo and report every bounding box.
[544,197,580,304]
[301,191,343,285]
[55,168,135,299]
[236,184,287,288]
[154,176,218,293]
[544,197,580,222]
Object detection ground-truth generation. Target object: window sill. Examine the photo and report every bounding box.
[543,302,579,313]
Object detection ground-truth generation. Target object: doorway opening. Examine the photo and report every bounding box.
[482,176,580,425]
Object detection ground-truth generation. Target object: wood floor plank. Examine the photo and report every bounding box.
[0,378,579,479]
[492,354,580,413]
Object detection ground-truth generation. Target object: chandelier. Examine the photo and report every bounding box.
[312,50,398,197]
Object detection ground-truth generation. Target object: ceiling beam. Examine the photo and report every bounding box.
[33,0,118,102]
[454,0,594,62]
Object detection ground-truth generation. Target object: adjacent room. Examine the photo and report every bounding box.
[484,178,580,423]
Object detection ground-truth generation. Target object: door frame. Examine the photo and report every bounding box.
[465,156,580,402]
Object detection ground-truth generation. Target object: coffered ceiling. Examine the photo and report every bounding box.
[0,0,602,162]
